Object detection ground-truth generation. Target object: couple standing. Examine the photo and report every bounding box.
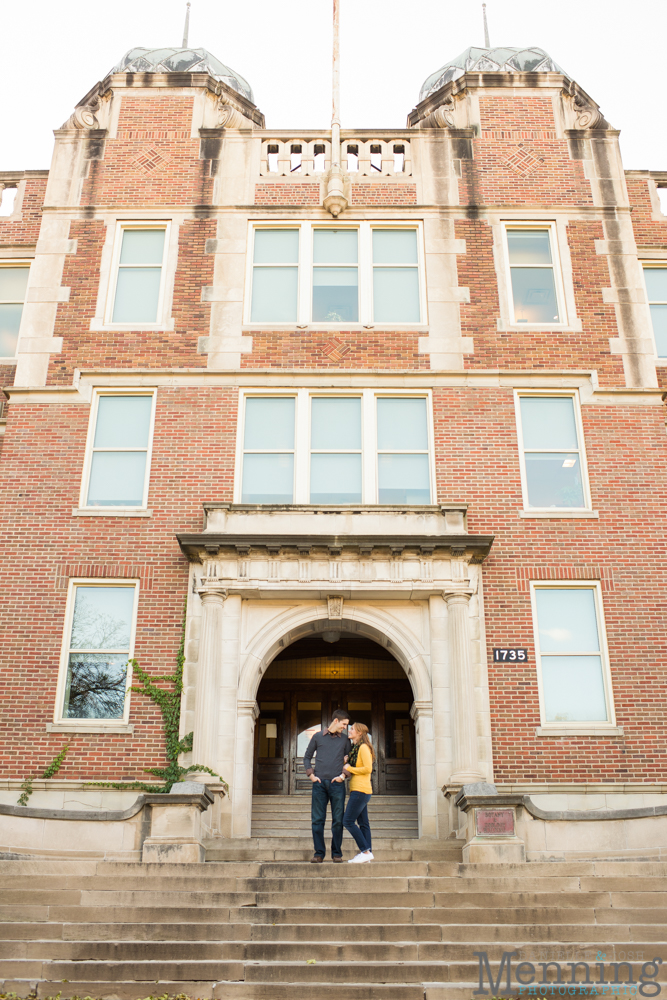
[303,709,374,864]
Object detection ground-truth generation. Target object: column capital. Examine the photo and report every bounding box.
[410,700,433,721]
[443,589,473,605]
[198,586,228,604]
[237,699,260,720]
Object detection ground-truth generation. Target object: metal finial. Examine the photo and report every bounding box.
[182,2,191,48]
[482,3,490,48]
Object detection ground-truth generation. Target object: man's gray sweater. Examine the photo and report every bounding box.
[303,729,352,781]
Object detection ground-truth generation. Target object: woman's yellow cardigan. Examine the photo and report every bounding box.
[345,743,373,794]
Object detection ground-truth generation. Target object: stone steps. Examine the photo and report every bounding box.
[250,794,420,839]
[1,858,666,999]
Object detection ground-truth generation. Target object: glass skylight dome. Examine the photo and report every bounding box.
[419,46,568,101]
[109,47,254,103]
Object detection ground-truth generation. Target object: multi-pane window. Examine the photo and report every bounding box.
[238,391,433,505]
[377,398,430,503]
[109,226,168,324]
[373,229,420,322]
[247,223,424,326]
[251,229,299,322]
[643,266,667,358]
[531,584,613,725]
[515,394,589,510]
[59,582,138,721]
[312,229,358,322]
[82,392,156,508]
[241,396,295,503]
[0,264,29,357]
[505,226,563,324]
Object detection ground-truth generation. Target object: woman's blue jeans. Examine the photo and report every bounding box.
[343,790,372,853]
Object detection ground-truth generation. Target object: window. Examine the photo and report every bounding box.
[0,263,30,358]
[504,225,564,325]
[515,393,590,510]
[107,225,168,324]
[531,583,614,726]
[643,265,667,358]
[373,230,420,323]
[238,390,433,504]
[251,229,299,323]
[247,223,424,326]
[313,229,358,322]
[57,581,138,722]
[81,391,156,509]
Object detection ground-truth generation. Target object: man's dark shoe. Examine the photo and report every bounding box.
[310,854,324,863]
[332,856,344,863]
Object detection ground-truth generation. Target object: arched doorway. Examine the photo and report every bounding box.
[253,634,417,796]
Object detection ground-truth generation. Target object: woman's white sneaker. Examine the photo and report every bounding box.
[348,851,373,863]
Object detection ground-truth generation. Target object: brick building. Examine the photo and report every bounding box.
[1,41,667,862]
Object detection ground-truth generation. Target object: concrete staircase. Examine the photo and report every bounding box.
[1,857,666,999]
[206,794,448,861]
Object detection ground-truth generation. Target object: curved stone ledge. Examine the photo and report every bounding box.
[522,796,667,822]
[0,791,212,823]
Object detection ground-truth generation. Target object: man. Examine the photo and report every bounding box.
[303,709,351,863]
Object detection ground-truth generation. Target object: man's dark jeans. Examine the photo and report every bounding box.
[311,778,346,858]
[343,790,372,853]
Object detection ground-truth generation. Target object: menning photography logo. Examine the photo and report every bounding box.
[473,951,664,997]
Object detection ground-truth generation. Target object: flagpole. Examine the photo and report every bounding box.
[331,0,341,168]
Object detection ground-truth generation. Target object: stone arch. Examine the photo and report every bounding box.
[238,602,433,705]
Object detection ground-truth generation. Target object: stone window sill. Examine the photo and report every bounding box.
[655,359,667,366]
[72,508,152,517]
[89,321,175,332]
[519,510,599,519]
[241,324,430,333]
[47,722,134,735]
[535,726,624,738]
[497,321,583,334]
[0,357,18,365]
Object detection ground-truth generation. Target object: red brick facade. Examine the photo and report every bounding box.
[1,62,667,795]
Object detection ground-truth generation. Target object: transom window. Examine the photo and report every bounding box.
[0,263,30,358]
[643,265,667,358]
[81,391,156,509]
[106,224,169,325]
[247,223,424,326]
[514,392,590,511]
[531,583,614,727]
[503,224,565,325]
[56,581,138,722]
[238,390,433,505]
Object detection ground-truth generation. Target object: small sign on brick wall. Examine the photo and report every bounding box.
[492,648,528,662]
[475,808,515,837]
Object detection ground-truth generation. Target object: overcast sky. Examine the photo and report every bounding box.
[1,0,665,173]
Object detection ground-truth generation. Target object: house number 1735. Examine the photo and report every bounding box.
[492,648,528,662]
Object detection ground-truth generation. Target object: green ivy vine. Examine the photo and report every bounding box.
[17,743,70,806]
[89,606,229,796]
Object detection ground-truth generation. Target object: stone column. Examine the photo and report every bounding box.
[232,699,260,838]
[445,591,484,783]
[191,588,226,774]
[410,700,437,839]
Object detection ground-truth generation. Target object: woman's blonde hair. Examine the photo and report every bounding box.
[352,721,375,762]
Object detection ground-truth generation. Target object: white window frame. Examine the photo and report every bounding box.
[54,578,140,727]
[641,261,667,361]
[244,222,427,327]
[501,222,568,327]
[514,389,593,513]
[79,388,157,511]
[104,222,171,327]
[234,387,436,505]
[530,580,616,731]
[0,259,31,360]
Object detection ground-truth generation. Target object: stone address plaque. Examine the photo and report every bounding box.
[475,808,515,837]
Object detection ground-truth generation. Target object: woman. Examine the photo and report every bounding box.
[342,722,375,863]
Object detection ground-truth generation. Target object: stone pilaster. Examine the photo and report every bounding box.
[445,591,484,783]
[191,588,226,775]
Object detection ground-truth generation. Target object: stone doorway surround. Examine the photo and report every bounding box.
[177,504,495,840]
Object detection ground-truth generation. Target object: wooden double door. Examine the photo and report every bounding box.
[253,680,416,795]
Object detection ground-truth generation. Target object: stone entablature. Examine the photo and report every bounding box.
[178,504,493,598]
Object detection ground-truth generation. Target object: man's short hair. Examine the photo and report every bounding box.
[331,708,350,723]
